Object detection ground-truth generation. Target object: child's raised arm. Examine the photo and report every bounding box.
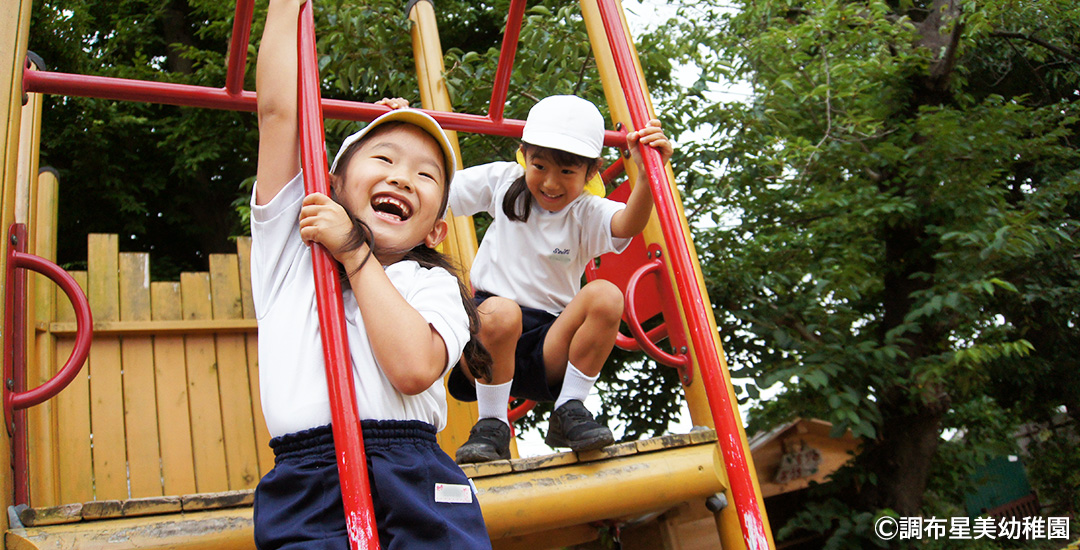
[610,119,673,239]
[255,0,306,206]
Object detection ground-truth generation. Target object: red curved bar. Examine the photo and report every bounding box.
[297,4,379,548]
[8,252,92,410]
[507,399,536,423]
[614,323,668,352]
[624,260,687,369]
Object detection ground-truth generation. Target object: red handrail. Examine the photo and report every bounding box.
[22,70,628,147]
[594,1,772,548]
[296,3,379,548]
[5,253,92,412]
[623,260,687,370]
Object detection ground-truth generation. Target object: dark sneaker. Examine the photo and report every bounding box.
[545,400,614,452]
[455,418,511,464]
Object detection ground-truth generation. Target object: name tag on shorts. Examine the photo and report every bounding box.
[434,483,473,504]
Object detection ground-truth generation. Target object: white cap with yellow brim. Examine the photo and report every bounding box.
[330,108,457,184]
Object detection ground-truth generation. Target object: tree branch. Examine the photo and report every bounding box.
[990,31,1080,66]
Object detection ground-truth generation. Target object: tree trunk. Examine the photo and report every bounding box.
[855,392,950,516]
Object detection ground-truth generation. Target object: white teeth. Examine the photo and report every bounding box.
[372,195,411,218]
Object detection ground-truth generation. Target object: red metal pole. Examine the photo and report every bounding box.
[488,0,527,122]
[296,3,378,548]
[593,1,771,548]
[226,0,256,95]
[23,69,628,147]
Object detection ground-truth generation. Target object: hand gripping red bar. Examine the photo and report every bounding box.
[296,3,379,548]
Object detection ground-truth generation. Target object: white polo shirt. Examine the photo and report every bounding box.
[250,173,469,437]
[448,161,631,315]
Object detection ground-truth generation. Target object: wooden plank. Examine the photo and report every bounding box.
[181,272,229,493]
[81,500,123,520]
[121,496,182,517]
[48,318,256,336]
[151,281,197,497]
[209,254,259,490]
[119,252,163,498]
[181,489,255,511]
[27,170,59,507]
[54,271,92,505]
[235,237,274,476]
[87,233,128,500]
[17,503,82,527]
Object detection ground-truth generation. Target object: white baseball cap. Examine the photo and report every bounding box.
[521,95,605,159]
[330,108,457,183]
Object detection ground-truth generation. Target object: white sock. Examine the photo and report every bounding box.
[555,363,598,410]
[476,380,512,427]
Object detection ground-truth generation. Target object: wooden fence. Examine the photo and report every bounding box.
[26,232,272,507]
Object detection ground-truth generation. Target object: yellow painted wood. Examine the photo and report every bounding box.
[54,271,92,505]
[119,252,163,497]
[87,234,128,500]
[27,171,60,507]
[209,254,259,490]
[406,0,492,460]
[150,281,197,497]
[473,441,725,540]
[180,272,229,493]
[236,237,273,476]
[5,507,255,550]
[49,318,256,336]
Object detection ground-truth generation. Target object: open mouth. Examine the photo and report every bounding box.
[371,194,412,222]
[540,190,563,200]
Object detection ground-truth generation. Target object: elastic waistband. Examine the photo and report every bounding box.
[270,420,438,462]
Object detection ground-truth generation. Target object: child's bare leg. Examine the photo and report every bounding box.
[542,280,623,451]
[455,296,520,464]
[542,279,624,382]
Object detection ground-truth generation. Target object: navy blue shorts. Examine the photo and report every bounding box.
[447,291,561,403]
[253,421,491,550]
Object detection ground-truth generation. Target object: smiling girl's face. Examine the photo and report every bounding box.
[336,123,449,263]
[522,147,597,213]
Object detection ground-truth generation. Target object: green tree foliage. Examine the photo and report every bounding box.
[648,0,1080,544]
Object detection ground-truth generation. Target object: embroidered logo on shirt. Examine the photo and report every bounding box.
[434,483,473,504]
[548,248,573,263]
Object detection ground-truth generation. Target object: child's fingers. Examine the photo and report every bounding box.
[375,97,410,110]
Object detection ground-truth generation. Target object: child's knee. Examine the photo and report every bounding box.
[478,297,523,342]
[582,280,625,323]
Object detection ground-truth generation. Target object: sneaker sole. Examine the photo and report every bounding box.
[455,446,509,464]
[545,430,614,452]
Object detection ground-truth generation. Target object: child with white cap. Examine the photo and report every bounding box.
[443,94,673,463]
[251,0,492,546]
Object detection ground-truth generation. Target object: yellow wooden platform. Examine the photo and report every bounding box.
[6,431,724,550]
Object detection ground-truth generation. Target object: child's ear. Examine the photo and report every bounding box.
[424,218,449,249]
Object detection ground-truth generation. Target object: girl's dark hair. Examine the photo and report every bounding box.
[502,143,602,223]
[328,128,493,381]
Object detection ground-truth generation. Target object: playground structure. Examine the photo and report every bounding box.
[0,1,774,548]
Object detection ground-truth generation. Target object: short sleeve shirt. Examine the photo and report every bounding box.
[448,161,631,315]
[250,172,469,437]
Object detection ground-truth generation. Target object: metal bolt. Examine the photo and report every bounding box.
[706,492,728,513]
[6,379,13,390]
[10,234,17,245]
[680,346,688,354]
[655,250,662,258]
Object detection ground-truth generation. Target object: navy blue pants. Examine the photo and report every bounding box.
[253,421,491,550]
[448,290,562,403]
